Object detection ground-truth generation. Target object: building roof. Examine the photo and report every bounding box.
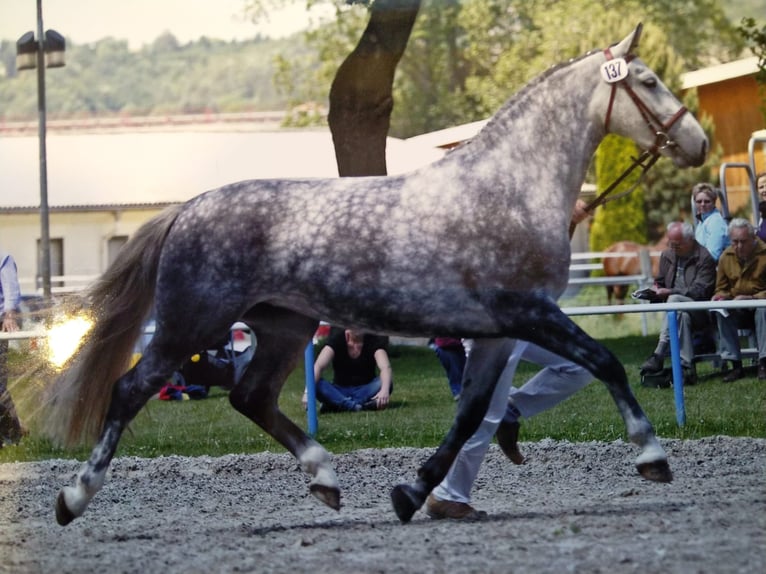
[0,128,446,210]
[681,56,759,90]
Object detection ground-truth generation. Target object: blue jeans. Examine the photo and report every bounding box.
[434,346,465,397]
[315,377,389,412]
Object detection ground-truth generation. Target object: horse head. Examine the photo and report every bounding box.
[591,23,708,168]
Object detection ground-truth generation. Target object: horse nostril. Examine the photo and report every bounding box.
[700,139,708,159]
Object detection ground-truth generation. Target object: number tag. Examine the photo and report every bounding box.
[600,58,629,83]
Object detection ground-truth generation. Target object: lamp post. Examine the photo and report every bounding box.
[15,0,65,300]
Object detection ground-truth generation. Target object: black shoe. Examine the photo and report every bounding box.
[759,360,766,380]
[722,361,744,383]
[495,420,524,465]
[640,353,664,373]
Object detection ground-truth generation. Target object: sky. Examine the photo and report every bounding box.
[0,0,332,49]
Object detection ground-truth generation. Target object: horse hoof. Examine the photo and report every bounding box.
[309,483,341,510]
[636,459,673,483]
[390,484,423,524]
[55,490,77,526]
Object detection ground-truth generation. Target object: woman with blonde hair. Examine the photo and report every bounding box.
[693,182,729,261]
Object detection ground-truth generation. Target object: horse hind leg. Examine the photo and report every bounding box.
[485,291,672,483]
[55,349,183,525]
[391,338,517,523]
[227,306,340,510]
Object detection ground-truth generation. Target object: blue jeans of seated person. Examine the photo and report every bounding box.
[315,377,391,412]
[434,346,465,398]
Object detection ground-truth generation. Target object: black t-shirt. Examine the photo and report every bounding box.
[327,331,388,387]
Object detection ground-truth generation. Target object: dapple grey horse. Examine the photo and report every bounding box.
[48,24,707,526]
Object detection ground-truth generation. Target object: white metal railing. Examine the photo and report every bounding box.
[564,298,766,426]
[18,275,98,295]
[15,252,650,298]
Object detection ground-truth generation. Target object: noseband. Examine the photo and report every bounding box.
[602,47,688,155]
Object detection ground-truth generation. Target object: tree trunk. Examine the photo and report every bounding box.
[328,0,421,177]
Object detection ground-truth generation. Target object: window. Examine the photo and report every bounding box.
[107,235,128,267]
[36,237,63,290]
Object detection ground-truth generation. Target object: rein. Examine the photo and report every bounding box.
[569,150,659,238]
[569,47,688,238]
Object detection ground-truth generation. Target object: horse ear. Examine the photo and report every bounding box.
[610,23,643,57]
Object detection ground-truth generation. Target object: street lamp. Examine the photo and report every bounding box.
[15,0,65,300]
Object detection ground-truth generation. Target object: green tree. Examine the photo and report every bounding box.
[738,16,766,123]
[328,0,421,176]
[589,135,648,252]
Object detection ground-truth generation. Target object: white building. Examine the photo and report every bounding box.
[0,118,444,293]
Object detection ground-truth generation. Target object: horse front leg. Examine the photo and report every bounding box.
[486,290,672,483]
[605,385,672,482]
[390,338,516,523]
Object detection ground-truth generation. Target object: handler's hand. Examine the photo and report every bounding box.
[2,311,19,333]
[372,391,390,410]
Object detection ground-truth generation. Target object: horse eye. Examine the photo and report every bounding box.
[642,77,658,88]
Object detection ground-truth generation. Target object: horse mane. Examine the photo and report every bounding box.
[462,49,599,153]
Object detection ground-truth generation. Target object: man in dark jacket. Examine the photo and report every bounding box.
[640,221,716,381]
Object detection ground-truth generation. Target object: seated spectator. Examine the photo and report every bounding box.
[640,221,716,383]
[430,337,465,400]
[693,182,730,262]
[755,172,766,242]
[711,218,766,382]
[303,329,392,412]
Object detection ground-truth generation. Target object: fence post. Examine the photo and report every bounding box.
[666,310,686,426]
[304,341,318,436]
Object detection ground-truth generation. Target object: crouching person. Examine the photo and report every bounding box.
[304,329,393,412]
[640,221,716,384]
[711,218,766,382]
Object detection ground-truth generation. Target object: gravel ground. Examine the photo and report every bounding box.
[0,436,764,574]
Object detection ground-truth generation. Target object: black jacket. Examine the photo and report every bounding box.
[655,242,716,301]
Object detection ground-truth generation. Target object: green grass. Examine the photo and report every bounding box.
[2,331,764,463]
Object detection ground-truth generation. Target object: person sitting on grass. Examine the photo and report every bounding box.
[303,328,392,412]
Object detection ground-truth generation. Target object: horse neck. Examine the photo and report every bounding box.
[456,53,604,203]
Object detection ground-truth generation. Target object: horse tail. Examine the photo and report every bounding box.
[45,204,184,447]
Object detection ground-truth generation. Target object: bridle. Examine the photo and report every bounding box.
[569,47,690,238]
[602,47,688,156]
